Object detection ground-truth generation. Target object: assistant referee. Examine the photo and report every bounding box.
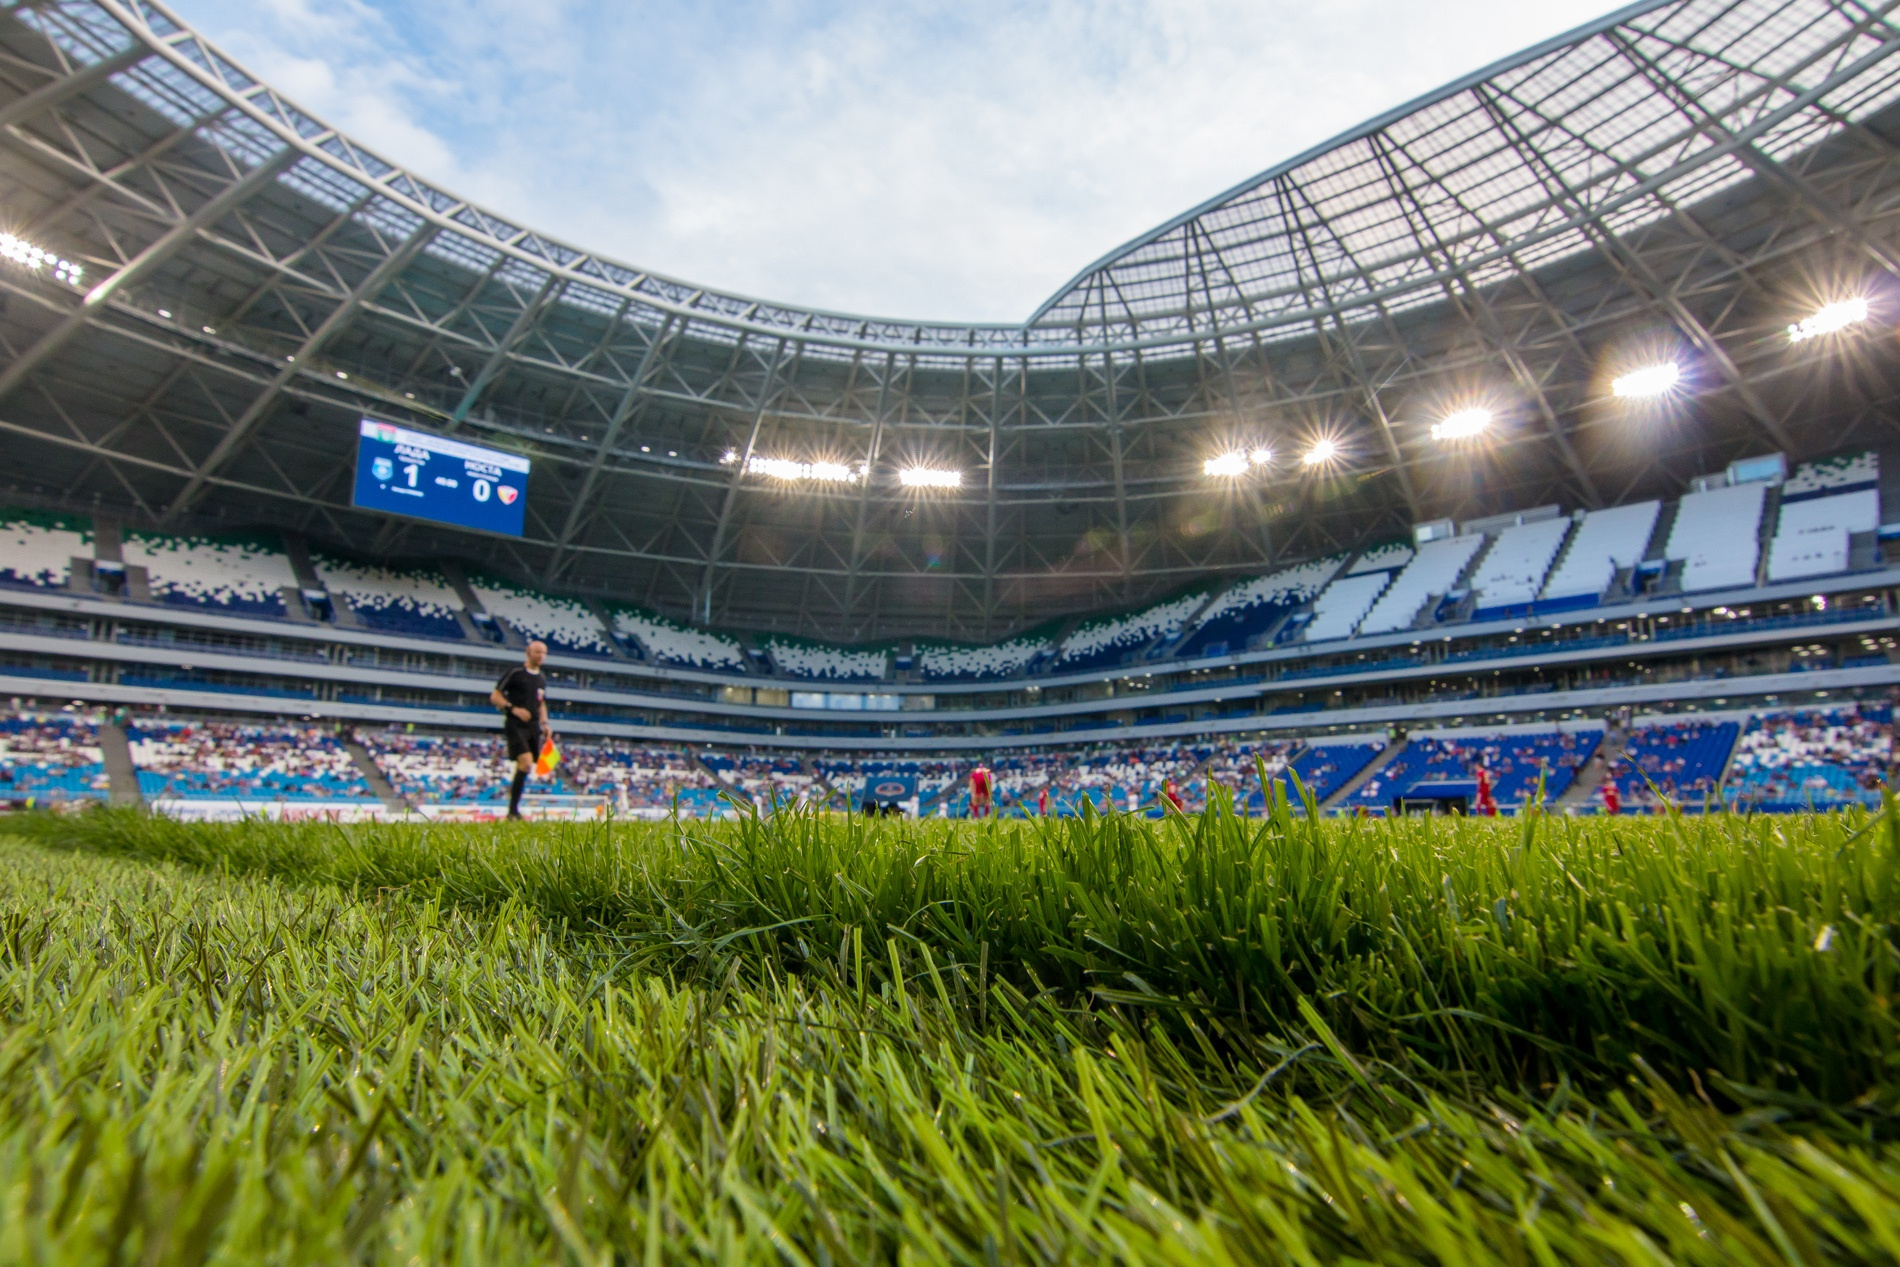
[489,639,551,820]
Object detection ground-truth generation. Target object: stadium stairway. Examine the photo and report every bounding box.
[800,754,847,808]
[1319,736,1408,811]
[1555,725,1629,811]
[342,738,407,813]
[97,719,141,807]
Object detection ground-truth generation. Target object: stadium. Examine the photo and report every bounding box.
[4,0,1900,1258]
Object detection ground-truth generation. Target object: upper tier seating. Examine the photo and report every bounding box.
[1470,518,1571,616]
[0,709,108,801]
[123,531,296,617]
[1054,591,1209,673]
[1607,718,1741,808]
[1783,450,1878,499]
[0,512,90,590]
[1539,501,1660,603]
[1302,572,1391,642]
[1666,483,1767,593]
[314,554,467,641]
[129,719,375,801]
[764,638,888,681]
[1176,557,1343,659]
[917,634,1051,681]
[1726,706,1888,811]
[469,575,615,658]
[1766,489,1878,582]
[610,606,748,671]
[1358,534,1487,635]
[1346,542,1413,575]
[1339,729,1598,812]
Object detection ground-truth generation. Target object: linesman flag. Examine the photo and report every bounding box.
[534,736,561,777]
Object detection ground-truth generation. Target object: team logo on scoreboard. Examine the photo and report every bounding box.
[497,485,519,505]
[371,457,394,481]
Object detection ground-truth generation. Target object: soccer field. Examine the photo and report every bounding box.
[2,800,1898,1263]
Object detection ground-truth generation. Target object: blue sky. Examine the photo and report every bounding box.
[173,0,1623,322]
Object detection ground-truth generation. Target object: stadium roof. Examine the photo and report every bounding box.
[3,0,1900,639]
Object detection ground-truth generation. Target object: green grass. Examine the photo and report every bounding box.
[1,797,1899,1262]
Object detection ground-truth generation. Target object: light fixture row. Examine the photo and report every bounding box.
[0,231,84,286]
[718,450,963,487]
[1205,298,1873,478]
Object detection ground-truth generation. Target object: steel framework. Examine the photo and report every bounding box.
[4,0,1900,638]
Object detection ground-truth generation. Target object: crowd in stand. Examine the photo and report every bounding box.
[129,718,374,801]
[1725,706,1890,811]
[5,701,1898,817]
[0,709,109,801]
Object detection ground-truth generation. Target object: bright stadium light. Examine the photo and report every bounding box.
[1788,298,1870,343]
[1249,447,1273,466]
[1302,439,1339,467]
[1611,361,1681,398]
[1431,407,1491,441]
[1203,452,1249,477]
[746,456,862,483]
[0,232,84,286]
[899,466,962,488]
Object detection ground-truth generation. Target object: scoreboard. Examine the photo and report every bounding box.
[351,419,530,536]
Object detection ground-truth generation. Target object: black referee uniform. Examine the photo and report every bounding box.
[495,662,547,760]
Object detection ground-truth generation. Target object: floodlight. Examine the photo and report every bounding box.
[1787,298,1870,343]
[1302,439,1339,467]
[745,456,861,483]
[900,467,962,488]
[1203,452,1248,477]
[1249,447,1273,466]
[0,232,83,285]
[1611,361,1680,398]
[1430,407,1491,441]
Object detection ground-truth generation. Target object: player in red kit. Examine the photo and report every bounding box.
[1037,785,1050,817]
[969,764,993,819]
[1162,778,1184,813]
[1474,767,1498,817]
[1601,779,1621,815]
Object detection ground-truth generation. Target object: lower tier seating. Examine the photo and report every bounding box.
[129,718,375,801]
[0,709,109,801]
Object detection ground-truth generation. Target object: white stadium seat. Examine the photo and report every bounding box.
[1358,535,1485,635]
[765,638,889,680]
[1540,501,1660,602]
[1667,483,1767,593]
[1056,591,1209,670]
[1302,572,1392,642]
[0,514,90,589]
[123,531,298,616]
[612,607,749,671]
[315,555,468,639]
[1469,518,1570,612]
[1766,488,1878,582]
[469,576,614,656]
[918,635,1051,680]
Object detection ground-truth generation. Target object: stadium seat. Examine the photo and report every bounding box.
[1358,535,1487,635]
[1053,591,1211,673]
[0,512,91,591]
[916,635,1053,681]
[469,575,616,658]
[763,638,890,681]
[1667,484,1767,593]
[1540,501,1660,604]
[1470,518,1570,618]
[314,554,470,641]
[0,708,110,802]
[1175,557,1343,660]
[128,718,376,802]
[610,605,749,671]
[122,531,297,617]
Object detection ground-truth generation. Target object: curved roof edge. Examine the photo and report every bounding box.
[1024,0,1677,327]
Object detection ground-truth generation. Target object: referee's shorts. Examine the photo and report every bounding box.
[503,719,543,761]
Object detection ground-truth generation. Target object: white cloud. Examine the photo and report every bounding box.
[172,0,1619,322]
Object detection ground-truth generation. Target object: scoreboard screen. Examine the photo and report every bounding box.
[351,419,529,536]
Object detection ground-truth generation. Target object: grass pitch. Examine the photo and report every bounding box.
[2,795,1899,1263]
